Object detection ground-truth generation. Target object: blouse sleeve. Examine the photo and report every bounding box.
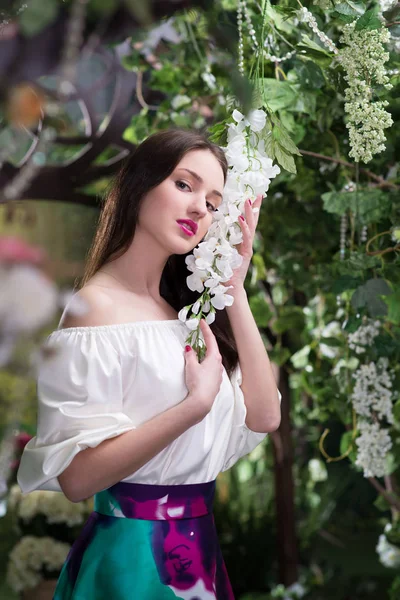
[222,362,282,472]
[17,330,136,494]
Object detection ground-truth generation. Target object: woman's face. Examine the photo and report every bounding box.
[137,149,225,254]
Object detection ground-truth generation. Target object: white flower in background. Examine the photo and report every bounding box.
[338,22,393,163]
[355,420,392,478]
[308,458,328,482]
[313,320,342,358]
[284,582,307,599]
[271,581,308,600]
[8,485,90,527]
[171,94,191,110]
[201,70,217,90]
[351,357,395,423]
[6,536,71,593]
[7,484,22,511]
[376,524,400,568]
[391,225,400,243]
[348,319,381,354]
[0,264,58,335]
[378,0,398,13]
[18,490,42,522]
[179,108,280,354]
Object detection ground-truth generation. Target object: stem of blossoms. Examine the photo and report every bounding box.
[178,108,280,358]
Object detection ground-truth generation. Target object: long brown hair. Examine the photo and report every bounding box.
[78,128,238,376]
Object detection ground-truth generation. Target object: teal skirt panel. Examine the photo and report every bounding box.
[53,481,234,599]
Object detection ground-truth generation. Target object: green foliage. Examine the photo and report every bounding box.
[18,0,58,37]
[354,7,382,31]
[322,190,391,225]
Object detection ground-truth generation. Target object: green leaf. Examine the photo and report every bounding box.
[336,251,381,276]
[261,79,298,112]
[334,0,366,17]
[296,35,334,67]
[291,345,311,369]
[355,7,382,30]
[331,11,356,23]
[272,126,302,156]
[382,288,400,324]
[269,345,292,366]
[273,306,305,334]
[332,275,363,294]
[274,143,297,174]
[249,294,273,328]
[288,89,317,117]
[207,121,228,145]
[297,61,326,89]
[340,431,358,464]
[252,253,267,280]
[124,0,152,25]
[18,0,58,36]
[351,279,392,317]
[321,189,391,225]
[270,5,299,20]
[90,0,116,16]
[320,337,342,347]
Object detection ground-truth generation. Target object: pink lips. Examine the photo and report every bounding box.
[177,220,197,236]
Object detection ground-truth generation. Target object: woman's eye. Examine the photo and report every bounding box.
[176,180,216,212]
[176,180,190,191]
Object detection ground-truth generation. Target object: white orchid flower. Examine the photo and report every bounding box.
[245,109,267,132]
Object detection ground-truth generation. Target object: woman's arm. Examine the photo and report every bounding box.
[59,393,202,503]
[225,287,281,433]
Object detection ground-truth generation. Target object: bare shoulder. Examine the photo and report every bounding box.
[60,285,115,329]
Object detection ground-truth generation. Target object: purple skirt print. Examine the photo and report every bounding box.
[53,480,235,599]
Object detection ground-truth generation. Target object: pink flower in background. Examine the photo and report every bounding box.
[0,236,45,265]
[0,236,58,340]
[14,432,32,451]
[10,432,33,471]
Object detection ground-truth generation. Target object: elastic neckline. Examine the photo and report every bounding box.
[51,319,185,334]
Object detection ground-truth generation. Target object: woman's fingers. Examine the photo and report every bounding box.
[199,319,219,358]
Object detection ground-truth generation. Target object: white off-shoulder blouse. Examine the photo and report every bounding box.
[17,318,281,494]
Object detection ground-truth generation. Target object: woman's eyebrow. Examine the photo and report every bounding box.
[177,168,223,200]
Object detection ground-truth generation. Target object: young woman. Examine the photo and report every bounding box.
[17,129,281,599]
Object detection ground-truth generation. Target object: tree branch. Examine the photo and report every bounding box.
[368,477,400,512]
[299,149,399,190]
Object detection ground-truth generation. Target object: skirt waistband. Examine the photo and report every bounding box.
[94,480,216,520]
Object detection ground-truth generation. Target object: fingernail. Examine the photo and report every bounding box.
[239,215,245,222]
[185,345,192,352]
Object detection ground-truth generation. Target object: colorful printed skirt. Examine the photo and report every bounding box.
[53,480,235,599]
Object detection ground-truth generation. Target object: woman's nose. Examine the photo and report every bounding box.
[190,196,208,217]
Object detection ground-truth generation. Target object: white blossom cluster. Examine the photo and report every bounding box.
[8,484,91,527]
[376,523,400,569]
[6,535,70,593]
[338,22,393,163]
[347,319,397,478]
[355,420,392,478]
[179,108,280,350]
[270,581,307,600]
[308,458,328,482]
[351,357,395,424]
[348,318,381,354]
[391,225,400,244]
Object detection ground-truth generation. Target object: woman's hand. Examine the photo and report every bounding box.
[223,193,263,294]
[183,319,224,422]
